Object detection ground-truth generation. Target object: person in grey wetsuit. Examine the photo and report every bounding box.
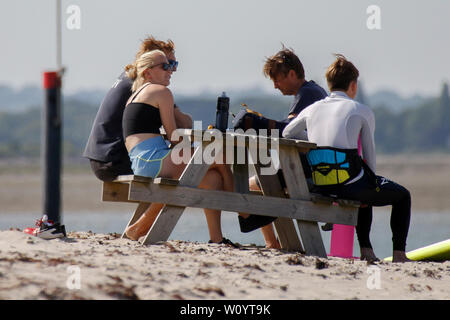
[283,55,412,263]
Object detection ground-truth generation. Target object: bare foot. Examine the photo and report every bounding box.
[360,247,379,262]
[125,224,148,241]
[265,240,281,249]
[392,250,413,263]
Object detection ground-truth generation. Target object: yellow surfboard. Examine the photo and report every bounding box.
[384,239,450,262]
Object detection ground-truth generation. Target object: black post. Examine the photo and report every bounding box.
[42,71,62,223]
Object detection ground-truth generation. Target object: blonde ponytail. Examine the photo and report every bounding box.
[125,63,138,80]
[126,49,166,92]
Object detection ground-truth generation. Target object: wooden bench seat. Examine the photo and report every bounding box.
[102,175,360,251]
[104,175,361,207]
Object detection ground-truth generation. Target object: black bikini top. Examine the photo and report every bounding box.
[122,84,162,137]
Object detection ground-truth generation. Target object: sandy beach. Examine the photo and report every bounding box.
[0,230,448,300]
[0,155,449,301]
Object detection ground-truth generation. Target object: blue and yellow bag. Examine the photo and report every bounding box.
[306,147,361,186]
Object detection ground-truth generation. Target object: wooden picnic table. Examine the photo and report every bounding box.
[102,129,359,258]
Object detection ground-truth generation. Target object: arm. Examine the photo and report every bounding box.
[287,113,297,119]
[153,87,178,144]
[359,109,376,173]
[173,105,193,129]
[282,113,308,140]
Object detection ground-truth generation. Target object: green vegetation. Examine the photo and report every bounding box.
[374,83,450,153]
[0,83,448,158]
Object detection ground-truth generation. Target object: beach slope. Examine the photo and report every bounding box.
[0,230,448,300]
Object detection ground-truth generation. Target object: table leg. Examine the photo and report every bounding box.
[141,205,186,245]
[295,220,327,258]
[253,163,304,252]
[232,144,249,193]
[278,146,327,258]
[140,143,215,245]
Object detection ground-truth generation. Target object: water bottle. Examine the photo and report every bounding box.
[215,92,229,132]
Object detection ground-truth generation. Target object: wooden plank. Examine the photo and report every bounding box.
[310,193,361,207]
[253,166,285,198]
[274,218,305,252]
[296,222,327,257]
[178,143,215,186]
[128,181,358,225]
[278,147,310,200]
[153,177,180,186]
[253,164,304,252]
[233,166,249,192]
[121,202,151,239]
[279,145,327,258]
[141,205,186,245]
[112,175,135,182]
[113,175,152,183]
[102,181,138,203]
[176,129,317,151]
[232,151,249,193]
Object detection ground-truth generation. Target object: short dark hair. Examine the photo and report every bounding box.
[263,47,305,80]
[325,54,359,91]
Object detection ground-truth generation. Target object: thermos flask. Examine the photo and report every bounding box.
[215,92,229,132]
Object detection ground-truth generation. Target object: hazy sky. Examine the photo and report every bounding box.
[1,0,449,97]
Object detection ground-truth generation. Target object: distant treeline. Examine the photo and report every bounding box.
[0,83,448,158]
[372,83,450,153]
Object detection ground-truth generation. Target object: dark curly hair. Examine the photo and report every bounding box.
[263,46,305,80]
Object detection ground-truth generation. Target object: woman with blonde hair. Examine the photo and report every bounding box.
[84,36,191,182]
[123,49,236,245]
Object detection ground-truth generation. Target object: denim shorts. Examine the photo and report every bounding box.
[128,136,171,178]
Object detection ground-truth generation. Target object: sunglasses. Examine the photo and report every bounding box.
[168,59,179,69]
[151,62,174,71]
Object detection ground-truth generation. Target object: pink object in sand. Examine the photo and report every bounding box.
[328,137,362,258]
[329,224,356,258]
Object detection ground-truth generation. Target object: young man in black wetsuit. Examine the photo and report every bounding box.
[83,36,192,181]
[235,48,328,244]
[260,47,328,182]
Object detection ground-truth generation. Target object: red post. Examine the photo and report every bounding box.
[42,71,62,223]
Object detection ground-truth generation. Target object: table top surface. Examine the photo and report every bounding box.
[174,129,317,149]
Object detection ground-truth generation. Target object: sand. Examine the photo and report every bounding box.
[0,155,449,300]
[0,230,448,300]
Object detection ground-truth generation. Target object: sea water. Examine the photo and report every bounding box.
[1,208,448,259]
